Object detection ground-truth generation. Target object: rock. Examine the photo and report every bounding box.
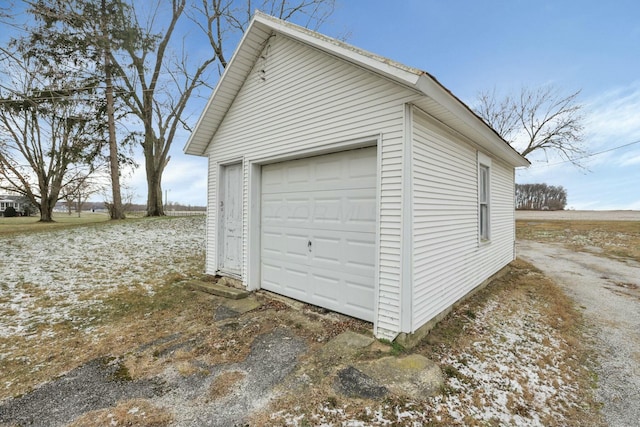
[215,305,241,321]
[215,296,261,320]
[317,331,375,362]
[185,280,249,299]
[355,354,443,398]
[334,366,388,399]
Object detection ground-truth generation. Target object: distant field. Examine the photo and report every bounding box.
[516,210,640,262]
[516,210,640,221]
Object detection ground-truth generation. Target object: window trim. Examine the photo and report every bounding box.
[478,152,492,242]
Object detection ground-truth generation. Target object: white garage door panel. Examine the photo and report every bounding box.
[262,190,376,233]
[262,228,375,277]
[261,147,377,322]
[262,149,376,194]
[261,258,376,321]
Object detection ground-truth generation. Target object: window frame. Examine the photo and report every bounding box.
[478,153,492,242]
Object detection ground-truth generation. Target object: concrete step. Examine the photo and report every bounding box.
[184,280,249,300]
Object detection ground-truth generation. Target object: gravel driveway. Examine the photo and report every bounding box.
[517,240,640,427]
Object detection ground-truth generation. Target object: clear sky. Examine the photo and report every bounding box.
[317,0,640,210]
[3,1,639,209]
[158,0,640,209]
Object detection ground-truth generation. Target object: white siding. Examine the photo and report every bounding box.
[205,156,217,275]
[205,33,419,337]
[411,108,515,331]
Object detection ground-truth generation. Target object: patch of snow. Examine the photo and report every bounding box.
[278,286,585,426]
[0,217,204,340]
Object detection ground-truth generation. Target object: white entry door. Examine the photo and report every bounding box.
[260,147,377,321]
[219,163,242,275]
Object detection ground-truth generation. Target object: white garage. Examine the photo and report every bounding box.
[184,12,529,341]
[260,147,377,321]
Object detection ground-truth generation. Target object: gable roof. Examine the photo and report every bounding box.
[184,11,529,168]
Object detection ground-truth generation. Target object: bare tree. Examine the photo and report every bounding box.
[475,86,585,166]
[61,168,108,217]
[103,180,136,216]
[23,0,130,220]
[100,0,126,219]
[106,0,335,216]
[0,56,105,222]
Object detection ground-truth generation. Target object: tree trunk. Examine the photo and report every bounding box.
[39,196,55,222]
[103,0,125,220]
[146,164,164,216]
[39,210,54,222]
[76,192,82,217]
[143,124,169,216]
[105,75,125,219]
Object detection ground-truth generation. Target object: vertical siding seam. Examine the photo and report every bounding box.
[205,155,211,273]
[400,104,414,333]
[511,167,517,260]
[208,158,219,275]
[242,158,248,285]
[373,136,383,337]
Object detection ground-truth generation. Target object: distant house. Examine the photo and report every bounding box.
[184,13,529,341]
[0,195,26,216]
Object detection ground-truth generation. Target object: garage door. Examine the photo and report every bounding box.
[261,147,377,321]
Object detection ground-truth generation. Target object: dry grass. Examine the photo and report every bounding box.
[0,212,110,235]
[0,216,207,402]
[424,259,579,350]
[422,258,602,426]
[257,259,603,426]
[0,270,370,406]
[68,398,174,427]
[0,271,218,400]
[208,370,246,400]
[516,219,640,262]
[3,259,603,426]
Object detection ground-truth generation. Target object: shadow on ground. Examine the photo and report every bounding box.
[0,291,440,427]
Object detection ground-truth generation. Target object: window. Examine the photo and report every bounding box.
[478,154,491,241]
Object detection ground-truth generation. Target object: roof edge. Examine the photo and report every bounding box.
[415,74,530,167]
[183,13,267,156]
[251,12,424,87]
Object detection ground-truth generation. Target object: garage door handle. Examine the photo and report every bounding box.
[308,240,312,252]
